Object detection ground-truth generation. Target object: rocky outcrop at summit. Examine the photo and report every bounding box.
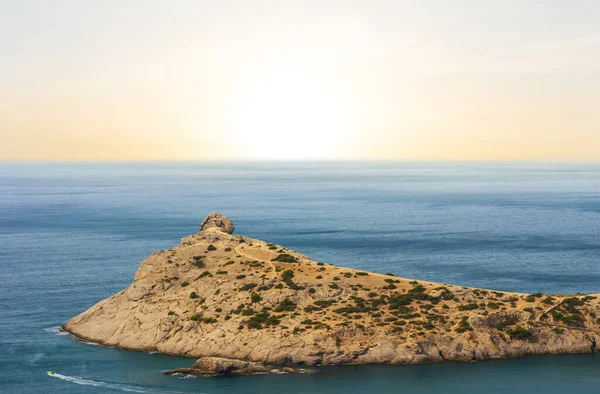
[200,212,234,234]
[63,213,600,370]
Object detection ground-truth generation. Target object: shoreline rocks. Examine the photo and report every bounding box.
[164,357,313,376]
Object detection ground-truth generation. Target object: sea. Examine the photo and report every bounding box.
[0,161,599,393]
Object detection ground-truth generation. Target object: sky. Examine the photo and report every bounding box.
[1,0,599,161]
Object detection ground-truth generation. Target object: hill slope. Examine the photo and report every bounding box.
[63,213,600,365]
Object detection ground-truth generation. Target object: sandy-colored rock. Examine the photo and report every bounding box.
[164,356,312,376]
[166,357,269,376]
[63,213,600,368]
[200,212,234,234]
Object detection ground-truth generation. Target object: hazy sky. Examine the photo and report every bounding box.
[1,0,599,160]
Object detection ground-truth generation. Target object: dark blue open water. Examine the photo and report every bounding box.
[1,162,599,393]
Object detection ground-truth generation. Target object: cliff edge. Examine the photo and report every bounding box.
[63,213,600,366]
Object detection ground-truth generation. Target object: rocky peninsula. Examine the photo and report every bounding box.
[63,213,600,374]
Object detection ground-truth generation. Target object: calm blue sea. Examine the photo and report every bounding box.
[1,162,599,393]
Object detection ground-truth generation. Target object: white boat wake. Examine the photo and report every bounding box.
[48,372,195,393]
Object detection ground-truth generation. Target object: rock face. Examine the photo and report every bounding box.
[164,356,310,376]
[63,213,600,367]
[200,212,234,234]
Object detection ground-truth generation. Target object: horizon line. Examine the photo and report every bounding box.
[1,159,599,164]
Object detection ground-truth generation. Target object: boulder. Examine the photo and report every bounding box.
[164,356,312,376]
[200,212,234,234]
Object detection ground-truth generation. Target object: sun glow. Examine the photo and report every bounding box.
[227,65,357,160]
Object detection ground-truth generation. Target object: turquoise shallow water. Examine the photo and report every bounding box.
[0,162,599,393]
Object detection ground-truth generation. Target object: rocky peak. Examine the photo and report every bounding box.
[200,212,235,234]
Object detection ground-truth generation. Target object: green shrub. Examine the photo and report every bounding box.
[272,254,297,263]
[455,316,472,333]
[190,313,202,321]
[207,244,217,251]
[189,292,199,299]
[224,247,232,252]
[247,320,261,329]
[239,283,257,291]
[192,255,205,268]
[506,326,532,339]
[196,271,212,279]
[247,311,281,329]
[552,311,584,326]
[241,308,255,316]
[251,293,262,303]
[542,296,555,305]
[458,303,479,311]
[274,297,297,312]
[314,300,337,308]
[282,270,295,281]
[181,281,189,287]
[486,313,519,330]
[236,274,246,280]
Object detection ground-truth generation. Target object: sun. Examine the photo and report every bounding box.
[227,66,356,160]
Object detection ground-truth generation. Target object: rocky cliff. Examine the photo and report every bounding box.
[63,213,600,367]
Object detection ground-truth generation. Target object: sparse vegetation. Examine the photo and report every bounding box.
[239,283,257,291]
[190,313,202,321]
[192,255,205,268]
[458,303,479,311]
[274,297,297,312]
[196,271,212,279]
[272,253,297,263]
[455,317,472,333]
[506,326,533,340]
[542,296,555,305]
[251,293,262,303]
